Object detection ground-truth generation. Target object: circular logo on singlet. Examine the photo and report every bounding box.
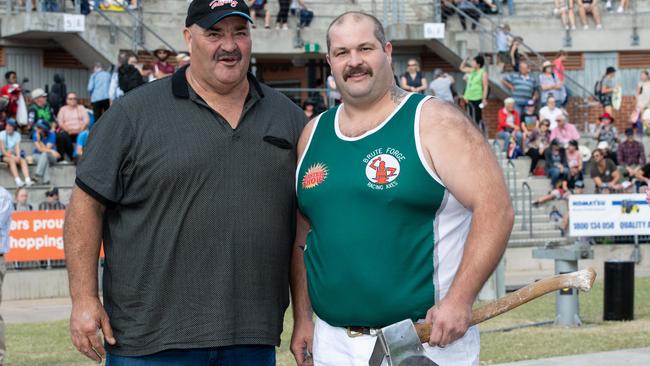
[365,154,400,185]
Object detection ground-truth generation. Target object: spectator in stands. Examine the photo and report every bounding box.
[565,139,583,171]
[302,99,315,119]
[478,0,497,13]
[521,99,539,131]
[49,74,67,116]
[176,52,191,68]
[635,70,650,113]
[617,128,645,177]
[249,0,271,28]
[142,64,155,82]
[496,97,522,152]
[297,0,314,28]
[118,54,146,93]
[109,52,128,102]
[538,95,564,129]
[555,0,576,30]
[455,0,481,31]
[27,88,56,130]
[400,59,428,94]
[13,187,32,212]
[534,160,584,206]
[326,74,342,106]
[502,61,538,116]
[440,0,456,24]
[593,112,619,151]
[32,121,60,185]
[429,68,455,103]
[635,163,650,191]
[87,62,111,121]
[539,61,565,106]
[545,138,569,187]
[56,92,89,161]
[276,0,290,30]
[74,127,89,161]
[495,24,511,72]
[596,140,617,165]
[0,71,23,119]
[598,66,616,114]
[590,148,625,193]
[549,112,580,146]
[525,118,551,175]
[605,0,628,13]
[460,55,488,125]
[577,0,603,29]
[38,187,65,211]
[0,118,32,187]
[553,51,567,83]
[509,36,523,73]
[153,46,176,79]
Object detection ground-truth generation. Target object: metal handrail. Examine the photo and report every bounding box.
[521,181,533,237]
[102,5,178,53]
[93,7,152,54]
[507,159,518,214]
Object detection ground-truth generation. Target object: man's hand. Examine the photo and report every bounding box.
[70,296,116,363]
[290,318,314,366]
[425,297,472,348]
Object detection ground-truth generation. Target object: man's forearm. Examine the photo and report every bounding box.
[64,186,106,301]
[445,204,513,306]
[290,244,312,323]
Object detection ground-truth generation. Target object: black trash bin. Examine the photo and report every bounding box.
[603,260,635,321]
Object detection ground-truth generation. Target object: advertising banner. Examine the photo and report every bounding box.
[569,194,650,237]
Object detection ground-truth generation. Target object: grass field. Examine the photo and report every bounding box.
[5,277,650,365]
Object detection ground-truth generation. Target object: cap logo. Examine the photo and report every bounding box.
[209,0,238,9]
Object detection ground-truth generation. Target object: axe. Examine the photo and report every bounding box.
[368,268,597,366]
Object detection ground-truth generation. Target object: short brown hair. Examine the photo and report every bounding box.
[326,11,387,52]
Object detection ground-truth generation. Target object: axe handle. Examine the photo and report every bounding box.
[414,268,596,343]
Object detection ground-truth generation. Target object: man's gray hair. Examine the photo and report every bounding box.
[326,11,387,52]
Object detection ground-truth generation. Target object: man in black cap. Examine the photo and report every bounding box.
[65,0,306,364]
[38,187,66,211]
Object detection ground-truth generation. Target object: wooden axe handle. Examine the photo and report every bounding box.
[415,268,596,343]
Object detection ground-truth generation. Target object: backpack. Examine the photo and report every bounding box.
[594,77,605,100]
[118,65,145,93]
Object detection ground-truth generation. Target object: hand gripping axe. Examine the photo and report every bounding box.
[368,268,597,366]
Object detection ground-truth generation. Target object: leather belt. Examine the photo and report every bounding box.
[345,325,381,337]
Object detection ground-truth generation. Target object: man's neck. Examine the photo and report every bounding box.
[186,67,249,104]
[339,86,408,135]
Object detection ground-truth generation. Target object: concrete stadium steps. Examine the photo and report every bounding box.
[508,0,650,18]
[0,163,76,189]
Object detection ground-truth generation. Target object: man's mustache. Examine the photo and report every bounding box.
[215,49,242,61]
[343,65,373,81]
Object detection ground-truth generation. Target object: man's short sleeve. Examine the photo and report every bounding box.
[75,102,134,206]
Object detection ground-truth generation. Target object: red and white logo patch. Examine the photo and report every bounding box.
[365,154,400,185]
[209,0,238,9]
[302,163,328,189]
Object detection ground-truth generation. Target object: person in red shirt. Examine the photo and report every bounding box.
[152,46,176,79]
[496,97,522,152]
[0,71,22,118]
[553,50,567,82]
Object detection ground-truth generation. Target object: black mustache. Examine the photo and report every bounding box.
[215,50,242,61]
[343,66,373,81]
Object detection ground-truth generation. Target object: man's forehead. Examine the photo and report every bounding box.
[329,16,376,45]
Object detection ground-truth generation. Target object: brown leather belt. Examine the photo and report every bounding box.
[345,325,381,337]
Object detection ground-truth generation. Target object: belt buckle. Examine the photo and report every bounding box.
[346,327,364,338]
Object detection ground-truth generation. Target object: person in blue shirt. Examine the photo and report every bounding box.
[32,120,60,185]
[74,128,89,162]
[87,62,111,121]
[0,118,32,187]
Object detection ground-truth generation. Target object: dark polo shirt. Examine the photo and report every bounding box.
[76,66,306,356]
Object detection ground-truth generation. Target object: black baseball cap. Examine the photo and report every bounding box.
[186,0,252,29]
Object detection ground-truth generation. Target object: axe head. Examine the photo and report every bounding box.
[368,319,439,366]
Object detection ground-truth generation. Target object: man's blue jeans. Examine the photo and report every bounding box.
[106,345,275,366]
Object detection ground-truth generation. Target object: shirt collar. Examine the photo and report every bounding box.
[172,64,264,101]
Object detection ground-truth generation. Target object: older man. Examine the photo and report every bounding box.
[65,0,306,364]
[291,11,513,366]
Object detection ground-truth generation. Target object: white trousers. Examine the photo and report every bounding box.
[313,317,480,366]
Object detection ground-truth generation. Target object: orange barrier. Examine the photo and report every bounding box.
[6,211,66,261]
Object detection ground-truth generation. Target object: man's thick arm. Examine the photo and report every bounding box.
[64,185,115,362]
[420,100,514,345]
[65,185,105,300]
